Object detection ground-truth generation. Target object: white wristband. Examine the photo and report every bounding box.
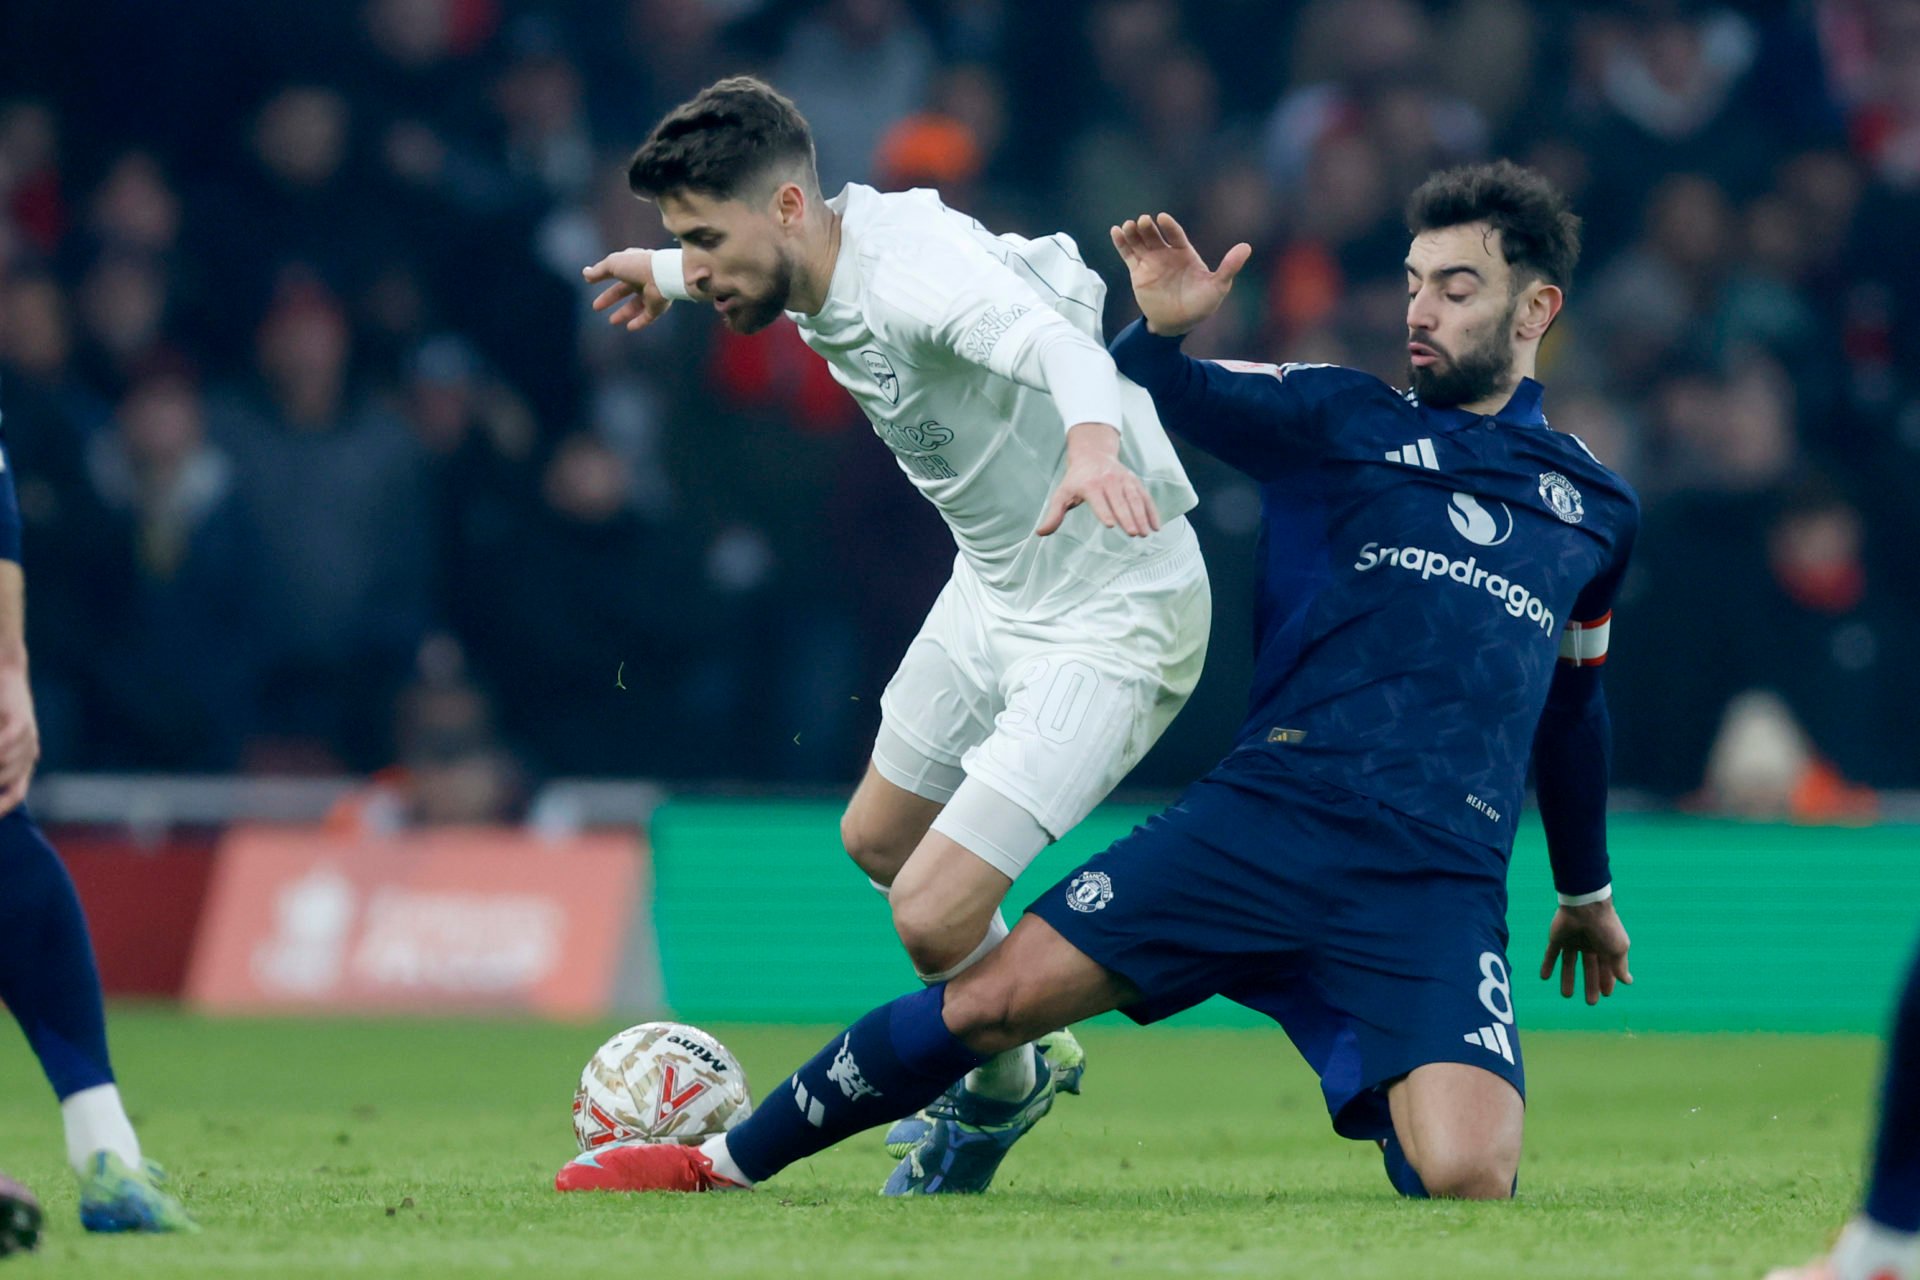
[651,248,692,302]
[1557,884,1613,907]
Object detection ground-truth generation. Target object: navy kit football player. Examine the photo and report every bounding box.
[557,160,1636,1200]
[0,388,195,1233]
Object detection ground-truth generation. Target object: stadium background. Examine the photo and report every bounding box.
[0,0,1917,1264]
[0,1,1917,1273]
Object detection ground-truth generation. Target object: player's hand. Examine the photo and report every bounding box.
[582,249,673,332]
[1109,213,1251,337]
[0,663,41,817]
[1540,898,1632,1006]
[1037,422,1161,538]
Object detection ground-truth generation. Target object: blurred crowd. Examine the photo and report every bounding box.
[1,0,1917,815]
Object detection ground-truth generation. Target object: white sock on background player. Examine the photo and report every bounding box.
[1831,1217,1917,1280]
[61,1083,141,1173]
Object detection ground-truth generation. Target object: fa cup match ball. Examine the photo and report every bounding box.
[572,1022,753,1150]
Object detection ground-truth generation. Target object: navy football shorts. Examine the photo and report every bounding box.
[1026,755,1525,1142]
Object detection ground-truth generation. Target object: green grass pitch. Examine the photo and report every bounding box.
[0,1010,1879,1277]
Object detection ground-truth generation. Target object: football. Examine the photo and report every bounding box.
[0,1174,42,1257]
[572,1022,753,1150]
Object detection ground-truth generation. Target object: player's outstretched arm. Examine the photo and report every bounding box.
[0,561,40,817]
[1106,214,1348,478]
[1109,213,1250,337]
[582,249,675,332]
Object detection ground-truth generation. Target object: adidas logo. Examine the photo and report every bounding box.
[1385,438,1439,469]
[1464,1023,1515,1064]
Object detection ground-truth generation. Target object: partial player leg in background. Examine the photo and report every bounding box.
[1862,939,1920,1245]
[1768,935,1920,1280]
[554,915,1131,1194]
[0,809,196,1233]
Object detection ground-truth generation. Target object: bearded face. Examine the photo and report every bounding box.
[1408,292,1518,408]
[714,251,796,334]
[1404,222,1550,412]
[658,188,804,334]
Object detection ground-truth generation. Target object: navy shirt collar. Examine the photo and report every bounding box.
[1409,377,1548,430]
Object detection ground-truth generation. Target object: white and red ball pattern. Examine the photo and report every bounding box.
[572,1022,752,1151]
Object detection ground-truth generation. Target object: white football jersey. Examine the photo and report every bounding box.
[787,184,1198,618]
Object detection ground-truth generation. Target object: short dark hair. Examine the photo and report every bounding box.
[627,76,817,202]
[1405,160,1583,291]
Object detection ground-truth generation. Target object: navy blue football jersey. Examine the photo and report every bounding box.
[0,382,20,564]
[1112,321,1639,853]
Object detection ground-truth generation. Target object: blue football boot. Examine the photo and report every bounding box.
[884,1028,1085,1158]
[76,1152,198,1233]
[881,1031,1086,1196]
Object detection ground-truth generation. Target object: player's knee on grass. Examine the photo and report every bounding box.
[1391,1062,1523,1200]
[1409,1137,1520,1200]
[1405,1128,1520,1205]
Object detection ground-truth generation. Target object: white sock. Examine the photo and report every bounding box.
[699,1134,754,1187]
[1831,1216,1919,1280]
[61,1083,141,1174]
[964,1045,1039,1102]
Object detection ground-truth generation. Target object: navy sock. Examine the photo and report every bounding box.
[0,810,115,1099]
[725,984,987,1184]
[1380,1132,1430,1199]
[1865,936,1920,1233]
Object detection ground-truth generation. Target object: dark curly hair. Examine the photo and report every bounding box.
[627,76,818,201]
[1406,160,1583,291]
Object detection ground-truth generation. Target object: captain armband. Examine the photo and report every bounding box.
[1557,611,1611,667]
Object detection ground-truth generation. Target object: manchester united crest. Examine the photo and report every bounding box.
[1537,471,1585,524]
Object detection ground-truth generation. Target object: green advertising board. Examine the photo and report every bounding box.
[650,800,1918,1033]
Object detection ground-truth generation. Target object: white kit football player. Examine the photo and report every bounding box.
[581,76,1210,1195]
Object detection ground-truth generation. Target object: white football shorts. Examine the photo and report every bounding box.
[873,517,1210,877]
